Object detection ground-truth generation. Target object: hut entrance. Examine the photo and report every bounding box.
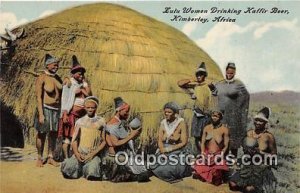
[1,101,24,148]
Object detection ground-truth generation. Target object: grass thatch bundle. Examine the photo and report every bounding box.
[0,3,223,145]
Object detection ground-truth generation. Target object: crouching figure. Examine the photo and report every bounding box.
[61,96,106,180]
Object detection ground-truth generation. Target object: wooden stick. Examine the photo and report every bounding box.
[22,70,39,77]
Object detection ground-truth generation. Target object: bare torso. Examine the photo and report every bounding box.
[247,129,277,154]
[161,122,183,144]
[202,124,229,154]
[38,73,62,108]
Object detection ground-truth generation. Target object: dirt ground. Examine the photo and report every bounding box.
[0,146,236,193]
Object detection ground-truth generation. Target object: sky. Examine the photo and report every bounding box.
[1,0,299,93]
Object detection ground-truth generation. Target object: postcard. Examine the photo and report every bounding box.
[1,1,299,193]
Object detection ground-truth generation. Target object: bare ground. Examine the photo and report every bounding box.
[0,146,236,193]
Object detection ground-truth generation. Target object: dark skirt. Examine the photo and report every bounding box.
[61,155,102,180]
[191,113,210,138]
[102,154,134,182]
[230,164,277,193]
[34,106,60,133]
[102,153,149,182]
[150,149,192,183]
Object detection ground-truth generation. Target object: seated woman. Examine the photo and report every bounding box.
[104,97,149,182]
[150,102,192,183]
[61,96,106,180]
[192,110,229,186]
[229,107,277,193]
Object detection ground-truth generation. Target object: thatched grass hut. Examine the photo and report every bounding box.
[0,3,223,146]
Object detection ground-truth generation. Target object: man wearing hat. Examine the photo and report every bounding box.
[34,53,63,167]
[61,96,107,180]
[177,62,212,153]
[58,55,92,159]
[229,107,277,193]
[208,62,249,156]
[104,97,149,182]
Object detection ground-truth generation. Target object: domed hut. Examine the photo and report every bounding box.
[0,3,223,146]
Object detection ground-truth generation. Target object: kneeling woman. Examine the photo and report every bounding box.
[192,110,229,185]
[229,107,277,193]
[150,102,192,183]
[61,96,106,180]
[104,97,149,182]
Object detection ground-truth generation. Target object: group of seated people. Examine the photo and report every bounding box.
[60,94,277,193]
[34,54,277,192]
[60,97,191,183]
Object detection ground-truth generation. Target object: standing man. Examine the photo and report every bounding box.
[208,63,249,156]
[177,62,212,153]
[34,53,62,167]
[58,55,92,159]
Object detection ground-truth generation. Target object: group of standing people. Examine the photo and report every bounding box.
[178,62,249,157]
[178,62,277,192]
[34,53,277,192]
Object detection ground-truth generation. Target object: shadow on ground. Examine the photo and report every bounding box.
[0,146,36,161]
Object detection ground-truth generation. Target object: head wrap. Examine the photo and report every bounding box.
[163,102,180,114]
[84,96,99,107]
[71,55,86,74]
[254,107,271,122]
[44,53,58,67]
[195,62,207,77]
[114,97,130,111]
[211,109,224,119]
[226,62,236,70]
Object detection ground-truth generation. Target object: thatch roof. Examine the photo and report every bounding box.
[0,3,223,144]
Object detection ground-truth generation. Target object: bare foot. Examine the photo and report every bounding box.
[47,157,60,167]
[36,158,44,167]
[245,185,255,192]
